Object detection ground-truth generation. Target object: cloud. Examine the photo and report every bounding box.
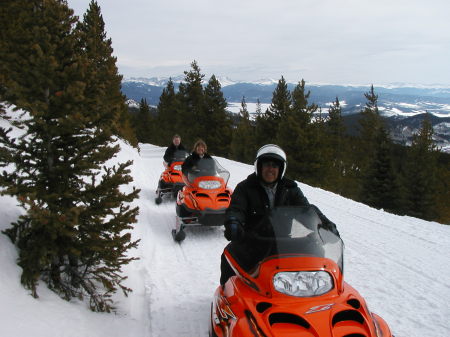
[69,0,450,85]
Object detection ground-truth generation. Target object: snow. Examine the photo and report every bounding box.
[125,99,140,108]
[322,100,348,108]
[227,102,271,115]
[397,102,422,110]
[381,107,422,117]
[123,76,239,88]
[1,118,450,336]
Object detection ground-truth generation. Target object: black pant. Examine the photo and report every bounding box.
[220,250,236,286]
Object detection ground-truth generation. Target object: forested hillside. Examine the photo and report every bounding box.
[129,63,450,224]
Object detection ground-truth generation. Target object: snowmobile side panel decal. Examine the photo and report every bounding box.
[216,294,236,320]
[305,303,335,314]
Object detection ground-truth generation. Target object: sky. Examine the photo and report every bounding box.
[1,111,450,337]
[67,0,450,86]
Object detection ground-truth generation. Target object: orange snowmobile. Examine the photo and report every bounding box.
[210,205,393,337]
[155,149,189,204]
[173,157,232,242]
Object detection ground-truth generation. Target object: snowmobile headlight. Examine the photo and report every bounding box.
[199,180,221,189]
[173,164,182,171]
[273,271,333,297]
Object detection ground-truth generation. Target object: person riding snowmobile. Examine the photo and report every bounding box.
[181,139,213,177]
[220,144,340,286]
[163,134,186,165]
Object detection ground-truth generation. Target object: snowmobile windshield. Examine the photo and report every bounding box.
[186,158,230,186]
[232,206,343,273]
[171,150,189,163]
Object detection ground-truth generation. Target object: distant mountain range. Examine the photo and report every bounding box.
[121,77,450,153]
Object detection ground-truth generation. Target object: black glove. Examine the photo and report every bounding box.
[320,217,340,237]
[224,217,244,241]
[311,204,340,237]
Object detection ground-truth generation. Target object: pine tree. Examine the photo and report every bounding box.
[230,96,255,163]
[358,85,384,169]
[133,98,153,143]
[403,115,439,220]
[290,79,317,127]
[255,99,262,116]
[360,126,400,212]
[265,76,291,142]
[156,78,180,142]
[252,98,268,149]
[254,106,272,148]
[0,105,13,186]
[1,0,79,109]
[309,108,332,187]
[203,75,232,156]
[326,97,347,193]
[435,158,450,223]
[177,60,205,146]
[277,79,320,184]
[76,0,137,147]
[327,97,345,139]
[0,0,140,312]
[276,110,304,178]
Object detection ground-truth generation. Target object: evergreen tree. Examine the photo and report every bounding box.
[403,115,439,220]
[276,110,304,178]
[327,97,345,139]
[290,79,317,127]
[252,98,269,149]
[277,79,320,184]
[351,85,386,199]
[203,75,232,156]
[156,78,180,142]
[435,157,450,223]
[254,106,272,148]
[0,0,139,312]
[1,0,79,109]
[255,99,262,116]
[230,96,255,163]
[360,126,400,212]
[265,76,291,142]
[177,60,205,146]
[358,85,384,170]
[326,97,347,193]
[76,0,137,147]
[0,104,12,185]
[133,98,153,143]
[309,108,332,187]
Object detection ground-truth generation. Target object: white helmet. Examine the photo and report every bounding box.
[254,144,287,180]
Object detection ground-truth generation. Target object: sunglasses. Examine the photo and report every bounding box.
[262,161,280,168]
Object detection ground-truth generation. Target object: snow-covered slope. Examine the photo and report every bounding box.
[1,135,449,337]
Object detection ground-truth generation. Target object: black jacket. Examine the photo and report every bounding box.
[163,143,186,163]
[225,173,339,236]
[226,173,309,232]
[181,152,212,176]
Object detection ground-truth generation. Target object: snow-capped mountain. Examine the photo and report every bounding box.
[124,75,186,87]
[122,77,450,152]
[122,77,450,116]
[123,76,291,89]
[124,75,242,87]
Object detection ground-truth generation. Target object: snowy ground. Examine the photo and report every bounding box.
[1,123,449,336]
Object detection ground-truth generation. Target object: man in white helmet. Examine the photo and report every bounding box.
[220,144,339,286]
